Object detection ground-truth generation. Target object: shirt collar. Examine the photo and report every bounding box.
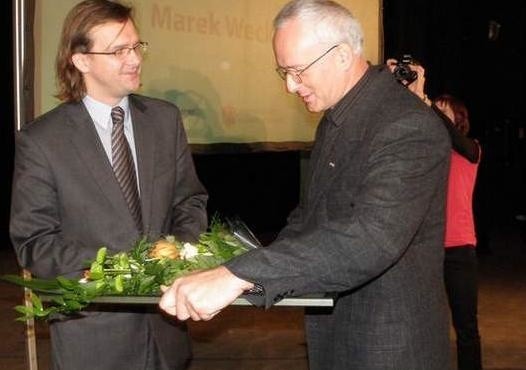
[83,95,130,130]
[325,65,373,127]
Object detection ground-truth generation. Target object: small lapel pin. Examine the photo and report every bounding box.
[329,162,335,168]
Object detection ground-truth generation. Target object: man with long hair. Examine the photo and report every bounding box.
[10,1,208,369]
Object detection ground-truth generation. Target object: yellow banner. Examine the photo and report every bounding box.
[36,0,380,144]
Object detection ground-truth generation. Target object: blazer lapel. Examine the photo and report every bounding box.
[307,119,363,211]
[65,102,137,228]
[307,120,343,206]
[129,96,155,235]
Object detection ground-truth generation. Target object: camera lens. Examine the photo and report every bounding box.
[393,64,417,84]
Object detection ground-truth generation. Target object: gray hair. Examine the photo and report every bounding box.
[273,0,364,55]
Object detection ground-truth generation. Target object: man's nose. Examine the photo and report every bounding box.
[125,48,142,65]
[285,74,300,94]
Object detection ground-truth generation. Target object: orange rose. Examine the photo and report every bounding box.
[149,240,180,260]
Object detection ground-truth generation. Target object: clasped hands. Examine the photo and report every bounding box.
[159,265,254,321]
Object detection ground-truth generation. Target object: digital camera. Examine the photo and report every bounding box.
[393,54,418,85]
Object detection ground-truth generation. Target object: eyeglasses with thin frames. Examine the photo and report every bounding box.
[275,44,340,84]
[83,41,148,60]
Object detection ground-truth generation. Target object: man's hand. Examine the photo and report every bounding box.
[159,266,254,321]
[386,58,431,105]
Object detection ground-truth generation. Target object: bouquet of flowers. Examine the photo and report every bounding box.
[2,218,257,321]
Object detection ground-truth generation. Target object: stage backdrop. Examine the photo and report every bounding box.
[35,0,381,145]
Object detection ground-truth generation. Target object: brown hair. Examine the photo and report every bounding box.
[433,94,470,135]
[55,0,134,102]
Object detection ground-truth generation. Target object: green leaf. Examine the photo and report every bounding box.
[118,253,130,269]
[95,280,107,291]
[33,307,53,318]
[96,247,107,264]
[56,276,81,291]
[64,299,85,311]
[89,261,104,280]
[1,274,62,293]
[114,275,124,293]
[31,294,43,311]
[14,305,32,316]
[51,296,65,306]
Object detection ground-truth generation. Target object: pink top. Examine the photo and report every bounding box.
[444,148,480,248]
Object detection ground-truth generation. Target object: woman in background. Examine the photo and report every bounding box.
[387,59,483,370]
[435,93,482,370]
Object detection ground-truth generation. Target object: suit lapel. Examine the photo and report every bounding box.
[65,102,138,230]
[307,72,373,211]
[307,119,342,206]
[129,96,155,234]
[307,119,364,212]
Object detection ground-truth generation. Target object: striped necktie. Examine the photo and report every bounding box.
[111,106,143,232]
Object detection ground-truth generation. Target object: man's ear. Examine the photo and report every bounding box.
[336,44,353,70]
[71,53,90,73]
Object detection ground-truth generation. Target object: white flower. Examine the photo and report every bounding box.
[181,242,199,260]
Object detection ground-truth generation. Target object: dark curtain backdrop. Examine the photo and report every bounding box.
[383,0,525,139]
[384,0,526,250]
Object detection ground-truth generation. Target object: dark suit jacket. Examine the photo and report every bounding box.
[10,94,208,370]
[226,67,451,370]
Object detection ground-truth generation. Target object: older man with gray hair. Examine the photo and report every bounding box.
[160,1,451,369]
